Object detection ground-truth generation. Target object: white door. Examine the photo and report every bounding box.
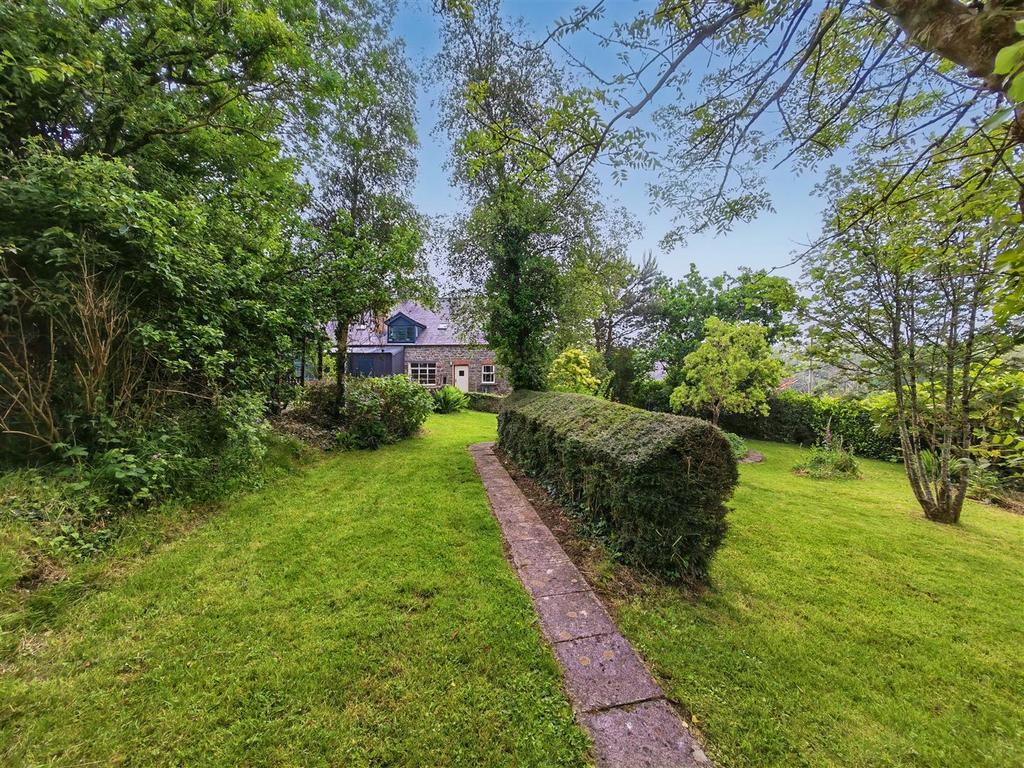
[453,364,469,393]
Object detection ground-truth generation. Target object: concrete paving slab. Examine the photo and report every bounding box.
[518,558,588,598]
[503,518,558,543]
[553,632,662,712]
[535,589,618,642]
[582,699,713,768]
[508,536,571,568]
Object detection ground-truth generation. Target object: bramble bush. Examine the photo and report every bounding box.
[499,391,737,584]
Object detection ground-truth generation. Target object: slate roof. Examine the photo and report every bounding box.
[332,301,486,347]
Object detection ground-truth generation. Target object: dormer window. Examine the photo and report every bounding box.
[384,311,425,344]
[388,324,416,343]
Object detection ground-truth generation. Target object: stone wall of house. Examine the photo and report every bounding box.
[402,345,511,394]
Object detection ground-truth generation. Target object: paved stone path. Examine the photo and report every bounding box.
[469,442,712,768]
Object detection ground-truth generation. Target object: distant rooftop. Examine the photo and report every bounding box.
[326,301,485,348]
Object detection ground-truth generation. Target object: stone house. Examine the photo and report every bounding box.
[339,301,511,394]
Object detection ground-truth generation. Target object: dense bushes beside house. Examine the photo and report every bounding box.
[498,391,738,583]
[292,376,433,449]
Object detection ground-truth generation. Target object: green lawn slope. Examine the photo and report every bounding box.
[0,412,590,767]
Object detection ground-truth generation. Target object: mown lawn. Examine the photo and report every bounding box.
[0,412,590,767]
[610,440,1023,768]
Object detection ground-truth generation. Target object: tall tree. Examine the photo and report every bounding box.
[0,0,377,454]
[806,146,1024,523]
[436,0,597,389]
[655,266,800,378]
[591,251,666,356]
[441,1,1024,306]
[305,20,431,408]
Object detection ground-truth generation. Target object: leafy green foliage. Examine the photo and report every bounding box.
[467,391,506,413]
[467,182,562,390]
[723,432,748,461]
[807,145,1023,523]
[433,385,470,414]
[499,391,737,583]
[304,27,433,409]
[720,390,900,462]
[292,379,345,428]
[341,376,434,449]
[547,348,600,394]
[670,318,784,426]
[656,266,800,370]
[437,3,612,392]
[312,201,428,407]
[993,21,1024,105]
[970,363,1024,483]
[0,0,423,516]
[629,376,673,413]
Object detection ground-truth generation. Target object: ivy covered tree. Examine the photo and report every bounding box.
[670,318,784,427]
[436,0,608,390]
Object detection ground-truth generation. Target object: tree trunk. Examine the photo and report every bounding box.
[921,496,962,524]
[334,317,348,413]
[299,336,306,387]
[317,340,324,380]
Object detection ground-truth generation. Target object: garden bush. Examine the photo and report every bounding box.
[467,391,506,413]
[294,379,343,427]
[342,376,433,449]
[793,443,861,479]
[723,431,749,461]
[630,376,673,412]
[719,390,899,461]
[433,385,470,414]
[498,391,738,583]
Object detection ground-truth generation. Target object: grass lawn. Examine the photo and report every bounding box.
[607,440,1023,768]
[0,411,591,767]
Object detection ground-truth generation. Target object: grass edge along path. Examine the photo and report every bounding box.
[0,411,592,767]
[469,441,712,768]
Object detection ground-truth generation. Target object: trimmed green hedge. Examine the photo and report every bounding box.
[467,391,506,413]
[498,391,737,583]
[718,390,900,461]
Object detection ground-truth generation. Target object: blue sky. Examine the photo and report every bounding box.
[393,0,827,283]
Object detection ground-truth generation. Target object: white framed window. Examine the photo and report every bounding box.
[481,364,496,385]
[409,362,437,386]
